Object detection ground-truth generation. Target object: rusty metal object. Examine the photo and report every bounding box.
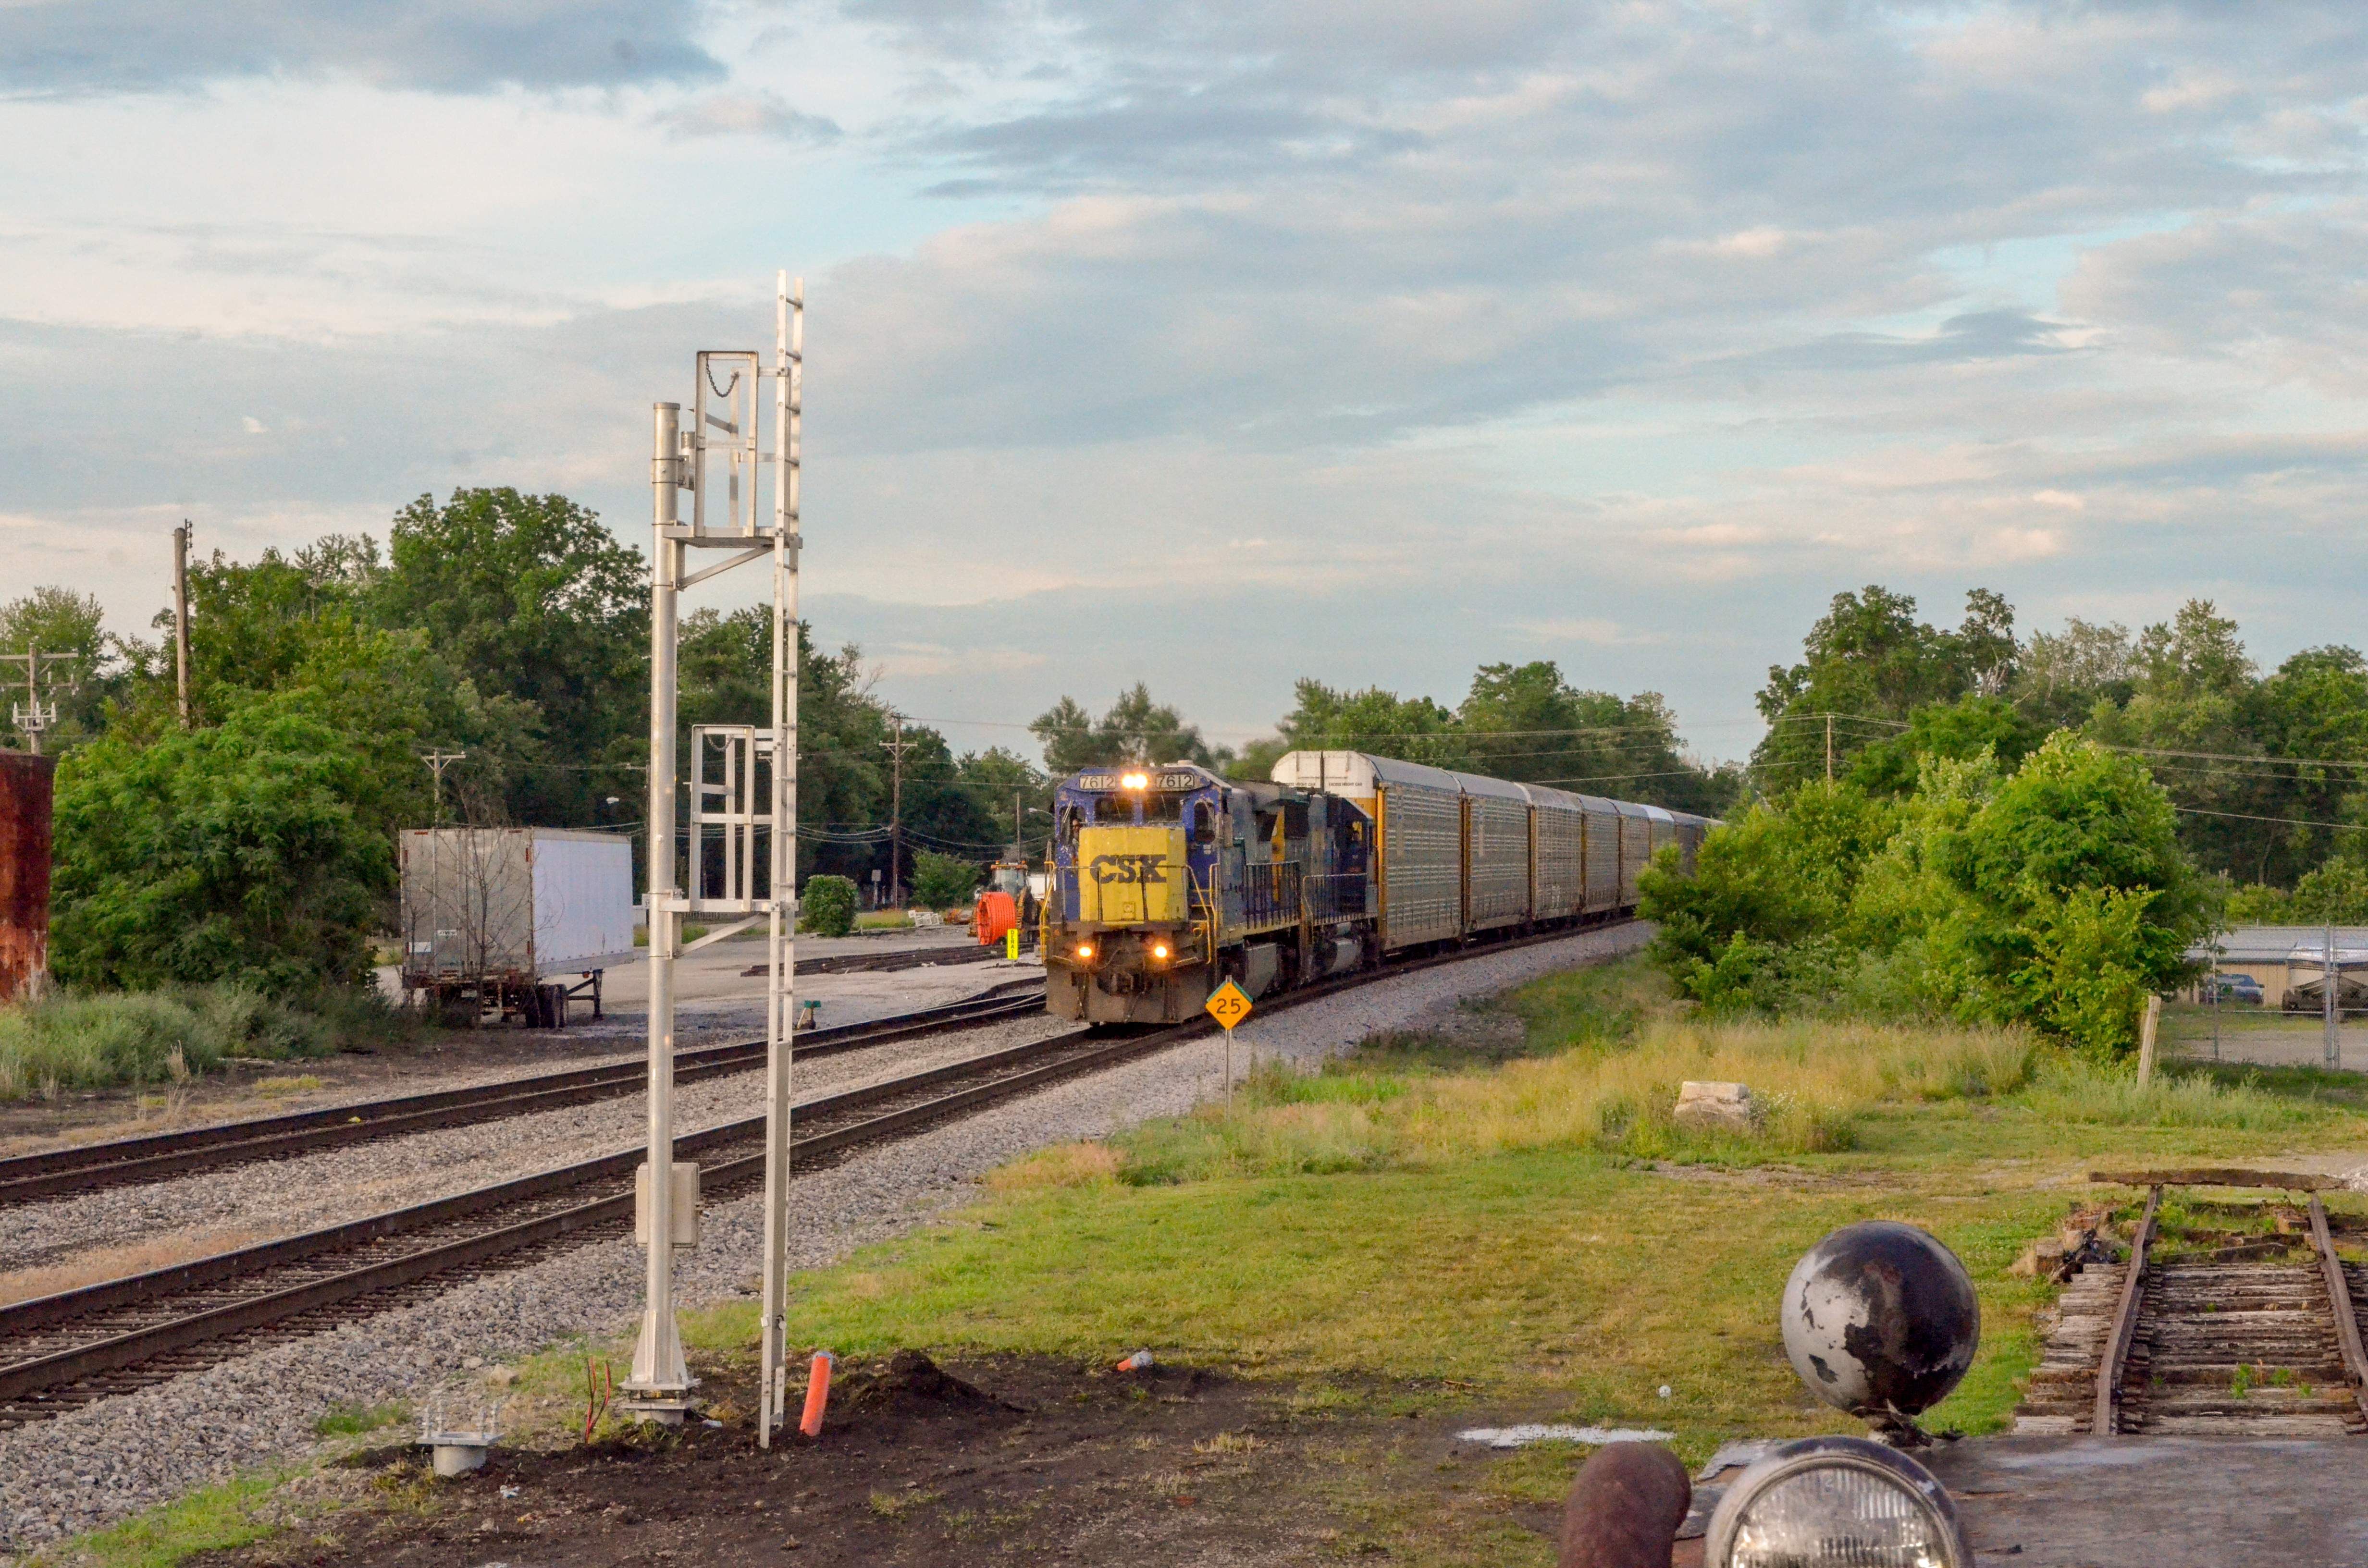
[2308,1196,2368,1425]
[1559,1442,1689,1568]
[0,750,55,1004]
[2096,1185,2161,1435]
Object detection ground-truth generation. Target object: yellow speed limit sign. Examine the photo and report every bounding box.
[1205,979,1253,1030]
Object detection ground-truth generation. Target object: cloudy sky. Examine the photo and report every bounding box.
[2,0,2363,764]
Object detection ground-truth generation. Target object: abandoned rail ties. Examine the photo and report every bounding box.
[2018,1175,2368,1436]
[0,925,1633,1432]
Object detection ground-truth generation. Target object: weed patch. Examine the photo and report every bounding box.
[314,1402,407,1438]
[0,983,412,1101]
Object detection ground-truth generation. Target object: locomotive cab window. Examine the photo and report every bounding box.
[1191,802,1218,845]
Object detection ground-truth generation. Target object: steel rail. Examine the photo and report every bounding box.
[0,982,1045,1205]
[747,942,1016,979]
[2307,1195,2368,1424]
[2094,1184,2161,1436]
[0,919,1636,1422]
[0,1026,1155,1408]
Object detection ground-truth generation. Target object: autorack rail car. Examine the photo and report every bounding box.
[1042,749,1713,1026]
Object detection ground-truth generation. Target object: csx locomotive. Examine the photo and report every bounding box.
[1042,749,1712,1025]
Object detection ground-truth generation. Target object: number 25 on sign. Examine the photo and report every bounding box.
[1205,980,1253,1113]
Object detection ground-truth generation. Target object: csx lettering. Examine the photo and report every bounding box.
[1087,854,1168,886]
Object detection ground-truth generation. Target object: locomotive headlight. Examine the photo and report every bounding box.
[1120,772,1149,790]
[1705,1438,1967,1568]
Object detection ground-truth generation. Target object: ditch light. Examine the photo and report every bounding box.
[1703,1437,1969,1568]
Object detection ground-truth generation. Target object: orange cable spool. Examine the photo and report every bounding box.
[974,890,1018,945]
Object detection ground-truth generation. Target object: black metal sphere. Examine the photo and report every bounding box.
[1781,1221,1979,1418]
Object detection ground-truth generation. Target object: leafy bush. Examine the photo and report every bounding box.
[1640,734,2208,1057]
[800,875,858,937]
[911,850,981,909]
[48,699,396,993]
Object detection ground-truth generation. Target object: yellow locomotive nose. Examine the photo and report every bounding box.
[1074,825,1187,926]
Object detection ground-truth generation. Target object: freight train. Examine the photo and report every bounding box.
[1041,749,1713,1025]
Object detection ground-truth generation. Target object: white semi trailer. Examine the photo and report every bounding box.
[399,828,638,1026]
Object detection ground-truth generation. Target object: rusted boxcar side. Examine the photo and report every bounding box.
[0,750,55,1003]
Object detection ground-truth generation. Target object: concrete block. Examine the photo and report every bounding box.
[1674,1080,1756,1132]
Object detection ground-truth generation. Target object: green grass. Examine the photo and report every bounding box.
[718,956,2368,1467]
[313,1400,407,1437]
[0,983,408,1101]
[32,1471,287,1568]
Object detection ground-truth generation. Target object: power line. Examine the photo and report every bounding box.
[2176,806,2368,832]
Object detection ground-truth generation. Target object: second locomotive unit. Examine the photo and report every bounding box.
[1042,749,1711,1025]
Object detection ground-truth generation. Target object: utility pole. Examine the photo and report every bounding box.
[1825,713,1834,784]
[3,644,76,755]
[883,716,914,906]
[2327,922,2341,1070]
[421,750,467,821]
[173,522,193,729]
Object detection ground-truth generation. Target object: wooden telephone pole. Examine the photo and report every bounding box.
[173,522,193,728]
[882,714,915,906]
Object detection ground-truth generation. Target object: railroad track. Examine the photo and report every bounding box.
[2016,1185,2368,1435]
[0,982,1047,1207]
[0,919,1635,1426]
[743,941,1024,978]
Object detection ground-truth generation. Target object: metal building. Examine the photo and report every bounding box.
[0,749,55,1004]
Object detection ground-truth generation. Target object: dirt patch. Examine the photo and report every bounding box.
[1639,1161,1891,1190]
[181,1353,1511,1568]
[0,1226,273,1305]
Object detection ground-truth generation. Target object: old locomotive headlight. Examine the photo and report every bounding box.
[1706,1438,1967,1568]
[1120,771,1149,790]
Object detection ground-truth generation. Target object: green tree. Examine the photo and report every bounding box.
[2013,617,2137,731]
[1269,680,1468,771]
[2081,600,2268,882]
[374,490,648,827]
[1456,663,1730,812]
[49,698,397,993]
[1031,685,1220,774]
[1847,695,2043,798]
[0,586,114,749]
[956,747,1053,856]
[1641,735,2206,1055]
[1753,586,2017,786]
[911,849,982,908]
[1638,782,1898,1006]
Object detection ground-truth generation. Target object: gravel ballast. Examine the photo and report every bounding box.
[0,1014,1077,1284]
[0,924,1645,1555]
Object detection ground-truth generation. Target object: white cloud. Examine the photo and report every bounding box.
[10,0,2368,756]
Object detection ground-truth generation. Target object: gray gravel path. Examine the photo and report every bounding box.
[0,924,1644,1556]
